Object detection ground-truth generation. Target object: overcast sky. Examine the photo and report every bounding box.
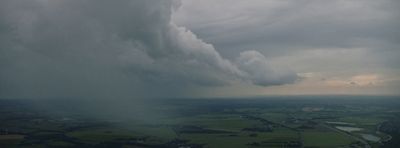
[173,0,400,96]
[0,0,399,99]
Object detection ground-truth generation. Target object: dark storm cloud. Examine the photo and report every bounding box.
[0,0,297,99]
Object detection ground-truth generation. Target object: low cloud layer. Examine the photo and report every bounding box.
[0,0,297,99]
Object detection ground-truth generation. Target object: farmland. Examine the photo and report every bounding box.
[0,96,399,147]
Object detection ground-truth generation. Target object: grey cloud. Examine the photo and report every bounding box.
[0,0,296,99]
[236,50,297,86]
[174,0,400,58]
[173,0,400,96]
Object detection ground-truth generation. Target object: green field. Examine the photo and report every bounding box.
[0,97,399,147]
[303,130,355,148]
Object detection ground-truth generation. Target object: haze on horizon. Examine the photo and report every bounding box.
[0,0,399,99]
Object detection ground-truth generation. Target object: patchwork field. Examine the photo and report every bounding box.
[0,96,399,147]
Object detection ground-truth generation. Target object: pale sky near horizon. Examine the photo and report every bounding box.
[0,0,399,99]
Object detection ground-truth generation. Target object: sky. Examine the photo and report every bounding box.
[0,0,399,99]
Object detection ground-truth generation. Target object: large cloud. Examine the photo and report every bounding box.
[0,0,297,99]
